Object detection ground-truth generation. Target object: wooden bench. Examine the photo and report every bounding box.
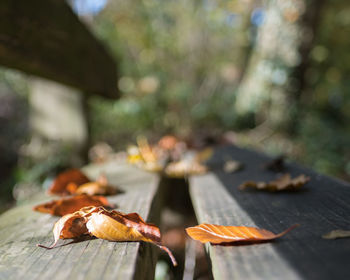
[0,161,161,280]
[1,145,350,279]
[190,145,350,280]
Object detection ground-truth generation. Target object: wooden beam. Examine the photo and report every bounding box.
[190,145,350,280]
[0,162,162,279]
[0,0,118,99]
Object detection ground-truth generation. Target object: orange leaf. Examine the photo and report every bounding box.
[87,209,161,243]
[33,194,113,216]
[74,174,118,196]
[158,135,178,150]
[186,224,298,244]
[239,174,310,192]
[48,169,90,195]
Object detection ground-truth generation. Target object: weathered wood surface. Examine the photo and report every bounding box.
[190,145,350,280]
[0,0,118,99]
[0,162,160,280]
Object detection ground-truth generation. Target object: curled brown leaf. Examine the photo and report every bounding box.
[37,211,90,249]
[239,174,310,192]
[38,206,177,266]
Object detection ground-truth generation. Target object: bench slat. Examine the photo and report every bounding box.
[0,162,160,280]
[189,145,350,280]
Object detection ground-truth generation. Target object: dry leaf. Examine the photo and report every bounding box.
[140,161,163,173]
[186,224,298,244]
[158,135,178,150]
[127,139,163,172]
[137,136,158,163]
[223,160,244,173]
[127,145,144,164]
[239,174,310,192]
[48,168,91,195]
[37,209,93,249]
[33,194,113,216]
[165,160,207,178]
[74,174,118,196]
[322,230,350,239]
[86,209,161,243]
[195,147,214,163]
[38,206,177,266]
[264,155,286,172]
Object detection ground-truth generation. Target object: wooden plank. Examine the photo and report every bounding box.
[0,161,161,280]
[189,145,350,280]
[0,0,118,99]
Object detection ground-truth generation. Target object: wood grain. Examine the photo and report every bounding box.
[0,162,160,280]
[190,145,350,280]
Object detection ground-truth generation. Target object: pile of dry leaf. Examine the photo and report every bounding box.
[126,135,208,178]
[34,168,178,265]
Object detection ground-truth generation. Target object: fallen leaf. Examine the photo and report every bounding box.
[127,145,144,164]
[137,136,158,163]
[223,160,244,173]
[264,155,286,172]
[74,174,118,196]
[165,160,207,178]
[86,209,161,243]
[37,209,93,249]
[38,206,177,266]
[127,139,164,172]
[239,174,310,192]
[322,230,350,240]
[33,194,113,216]
[140,161,163,173]
[158,135,178,150]
[186,224,298,244]
[48,169,90,195]
[195,147,214,163]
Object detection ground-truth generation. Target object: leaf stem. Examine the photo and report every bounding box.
[157,244,177,266]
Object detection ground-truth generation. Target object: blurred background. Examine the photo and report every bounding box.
[0,0,349,211]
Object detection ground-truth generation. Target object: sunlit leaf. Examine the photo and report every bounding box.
[74,174,118,196]
[165,160,207,178]
[186,224,298,244]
